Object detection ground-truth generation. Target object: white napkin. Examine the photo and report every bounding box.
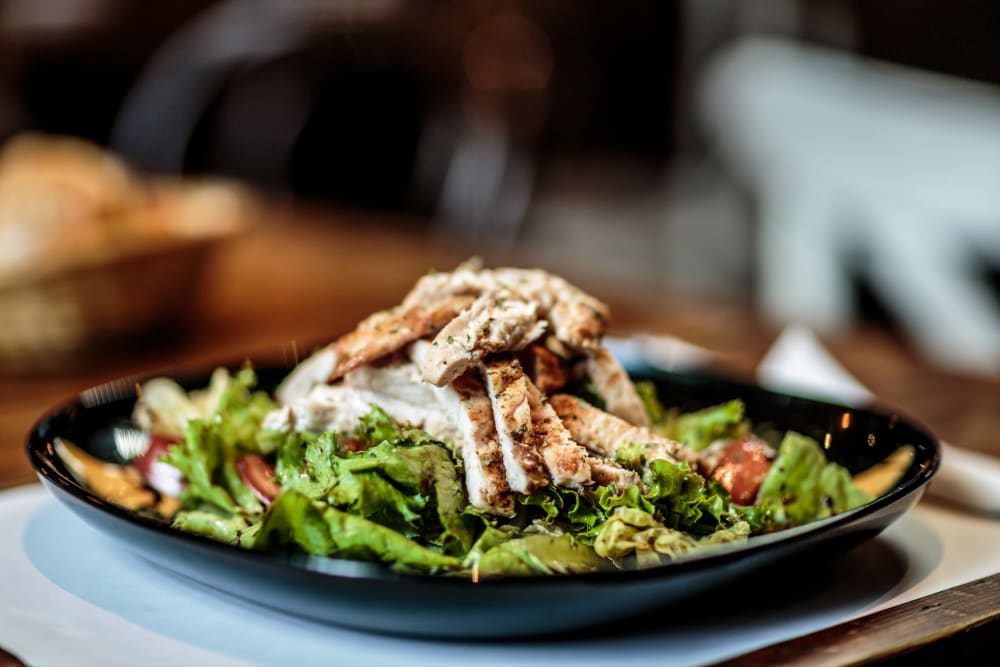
[755,325,874,407]
[756,325,1000,516]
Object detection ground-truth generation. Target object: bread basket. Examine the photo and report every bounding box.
[0,134,251,370]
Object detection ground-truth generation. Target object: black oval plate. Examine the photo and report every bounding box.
[26,364,940,638]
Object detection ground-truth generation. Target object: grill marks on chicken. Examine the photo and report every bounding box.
[549,394,705,472]
[401,266,609,353]
[328,296,474,381]
[325,262,609,387]
[584,348,651,428]
[483,358,549,494]
[436,369,514,516]
[489,268,610,352]
[516,343,569,394]
[275,261,700,516]
[524,378,593,491]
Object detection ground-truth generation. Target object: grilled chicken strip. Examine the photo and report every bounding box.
[400,267,488,312]
[406,340,516,515]
[401,265,609,353]
[434,369,515,516]
[523,378,593,490]
[516,343,569,394]
[584,347,651,427]
[491,268,609,352]
[418,292,547,387]
[483,358,549,494]
[549,394,704,471]
[588,459,642,489]
[327,295,473,381]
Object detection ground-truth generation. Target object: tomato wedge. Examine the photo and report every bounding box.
[711,435,775,505]
[236,453,280,504]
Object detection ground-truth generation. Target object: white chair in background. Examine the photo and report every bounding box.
[699,36,1000,376]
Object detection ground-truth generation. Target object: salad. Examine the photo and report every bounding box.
[62,261,886,577]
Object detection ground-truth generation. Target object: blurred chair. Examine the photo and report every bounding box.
[699,36,1000,375]
[663,0,851,297]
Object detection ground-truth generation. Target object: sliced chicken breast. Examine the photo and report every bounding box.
[491,268,609,352]
[516,343,569,394]
[584,347,651,427]
[328,295,473,381]
[435,369,514,516]
[482,358,549,494]
[342,358,437,407]
[275,346,337,405]
[549,394,704,471]
[401,266,488,309]
[588,458,642,489]
[401,263,609,353]
[418,292,547,386]
[523,378,593,491]
[281,382,457,443]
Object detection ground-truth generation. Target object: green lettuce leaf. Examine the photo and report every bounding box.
[172,507,259,547]
[161,366,278,514]
[273,408,474,553]
[255,488,335,555]
[397,445,474,554]
[754,431,872,529]
[594,506,749,567]
[165,419,259,513]
[328,467,427,537]
[643,459,731,535]
[521,485,606,538]
[274,431,338,499]
[667,399,748,452]
[464,525,517,560]
[323,506,462,573]
[519,455,737,560]
[352,404,406,448]
[257,490,463,573]
[215,366,282,455]
[613,441,673,472]
[475,534,608,577]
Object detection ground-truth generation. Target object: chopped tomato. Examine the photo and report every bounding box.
[338,437,369,453]
[236,453,280,504]
[711,435,775,505]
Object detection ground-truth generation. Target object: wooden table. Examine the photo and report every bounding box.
[1,202,997,664]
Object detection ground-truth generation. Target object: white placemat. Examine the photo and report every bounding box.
[1,482,998,667]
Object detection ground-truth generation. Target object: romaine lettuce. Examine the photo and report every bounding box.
[593,507,750,566]
[667,399,748,452]
[754,431,872,529]
[255,490,461,573]
[162,367,276,514]
[475,534,608,576]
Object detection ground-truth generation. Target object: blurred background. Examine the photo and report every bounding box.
[0,0,999,377]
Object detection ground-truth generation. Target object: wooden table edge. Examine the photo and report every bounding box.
[711,572,1000,666]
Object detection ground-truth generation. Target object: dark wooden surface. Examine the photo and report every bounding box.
[712,573,1000,667]
[1,202,998,664]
